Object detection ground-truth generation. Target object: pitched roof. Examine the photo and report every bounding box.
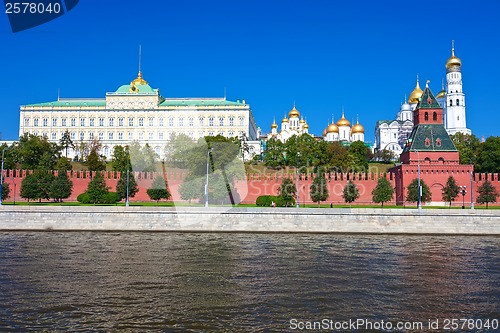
[416,85,441,109]
[402,124,457,152]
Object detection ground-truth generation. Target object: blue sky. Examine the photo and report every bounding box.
[1,0,499,143]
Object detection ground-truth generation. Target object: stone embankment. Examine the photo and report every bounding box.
[1,206,499,234]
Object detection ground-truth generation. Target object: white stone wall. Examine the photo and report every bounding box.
[1,206,499,234]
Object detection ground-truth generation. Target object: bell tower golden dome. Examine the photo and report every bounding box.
[408,76,423,104]
[446,41,462,71]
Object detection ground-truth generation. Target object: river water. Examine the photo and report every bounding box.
[0,232,498,332]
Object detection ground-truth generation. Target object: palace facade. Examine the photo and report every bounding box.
[19,71,259,159]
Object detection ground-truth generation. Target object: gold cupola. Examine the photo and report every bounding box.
[282,114,289,123]
[446,43,462,70]
[288,105,300,118]
[326,123,339,133]
[271,121,278,129]
[436,79,446,99]
[129,71,148,92]
[322,127,327,137]
[408,76,423,104]
[351,120,364,134]
[336,111,351,127]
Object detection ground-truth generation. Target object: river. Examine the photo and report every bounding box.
[0,232,499,332]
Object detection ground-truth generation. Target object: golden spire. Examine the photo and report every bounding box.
[446,40,462,69]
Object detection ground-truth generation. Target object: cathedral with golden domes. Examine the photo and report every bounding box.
[268,105,365,144]
[374,42,471,156]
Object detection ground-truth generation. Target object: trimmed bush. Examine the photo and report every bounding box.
[77,193,91,204]
[256,195,282,207]
[101,192,121,204]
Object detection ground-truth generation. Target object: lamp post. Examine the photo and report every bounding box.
[296,152,300,208]
[470,162,474,210]
[205,148,213,207]
[459,185,467,209]
[125,169,130,207]
[415,149,422,210]
[0,147,8,206]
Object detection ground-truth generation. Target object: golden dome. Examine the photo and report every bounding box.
[408,78,423,104]
[336,112,350,127]
[299,118,306,124]
[288,106,300,118]
[271,122,278,129]
[326,123,339,133]
[282,116,289,123]
[446,47,461,69]
[322,128,327,137]
[303,123,309,129]
[351,123,364,134]
[436,89,446,99]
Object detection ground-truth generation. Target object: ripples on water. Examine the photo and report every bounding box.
[0,232,499,332]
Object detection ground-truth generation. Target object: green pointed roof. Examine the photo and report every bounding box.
[403,124,457,152]
[113,71,159,95]
[416,82,440,109]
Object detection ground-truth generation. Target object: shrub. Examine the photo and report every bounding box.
[101,192,121,204]
[77,193,91,204]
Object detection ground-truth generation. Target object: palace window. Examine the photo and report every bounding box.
[109,132,114,140]
[158,132,164,140]
[159,118,164,126]
[61,118,67,126]
[51,132,57,140]
[239,116,244,126]
[199,116,204,126]
[219,117,224,126]
[118,132,123,140]
[70,132,76,140]
[99,117,104,127]
[89,118,95,126]
[98,132,103,140]
[34,118,39,126]
[218,131,224,136]
[104,147,109,156]
[189,117,194,127]
[118,117,124,126]
[208,131,214,136]
[179,117,184,127]
[139,117,144,126]
[209,117,214,126]
[148,117,154,126]
[128,132,133,140]
[24,118,30,126]
[229,116,234,126]
[139,132,144,140]
[128,117,134,126]
[43,118,48,127]
[168,117,174,126]
[148,132,153,140]
[52,118,57,127]
[229,131,234,137]
[80,118,85,127]
[109,118,114,127]
[71,118,76,127]
[80,132,84,141]
[42,132,48,139]
[89,132,94,140]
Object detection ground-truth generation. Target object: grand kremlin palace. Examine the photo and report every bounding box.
[19,71,259,159]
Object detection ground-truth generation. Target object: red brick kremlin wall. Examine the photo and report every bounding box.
[2,170,499,206]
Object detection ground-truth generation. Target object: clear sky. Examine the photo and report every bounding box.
[1,0,499,143]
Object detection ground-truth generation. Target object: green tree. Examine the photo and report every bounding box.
[20,171,54,202]
[372,177,394,207]
[112,145,132,172]
[406,178,432,205]
[179,176,203,203]
[475,136,500,173]
[278,177,296,207]
[147,176,171,204]
[55,157,72,171]
[86,172,109,204]
[441,176,460,207]
[450,132,480,165]
[14,133,61,170]
[310,171,329,207]
[50,171,73,202]
[116,172,139,200]
[1,182,10,201]
[264,138,286,168]
[342,181,359,207]
[348,141,369,172]
[59,130,75,158]
[476,179,498,209]
[86,147,106,171]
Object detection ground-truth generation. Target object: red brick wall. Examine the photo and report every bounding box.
[2,169,499,206]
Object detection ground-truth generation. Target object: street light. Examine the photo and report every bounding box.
[470,161,474,210]
[296,152,300,208]
[125,169,130,207]
[414,149,422,210]
[205,148,213,207]
[459,185,467,209]
[0,147,8,206]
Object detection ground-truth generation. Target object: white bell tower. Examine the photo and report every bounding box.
[445,41,471,135]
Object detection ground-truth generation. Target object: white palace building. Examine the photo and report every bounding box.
[19,71,259,159]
